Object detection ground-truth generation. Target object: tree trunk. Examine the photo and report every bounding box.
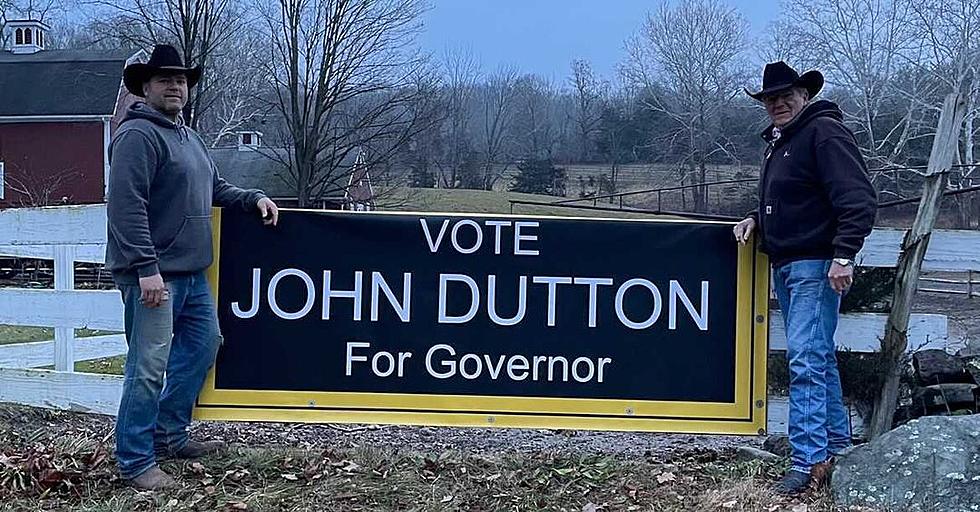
[698,160,708,213]
[958,88,975,228]
[868,93,967,439]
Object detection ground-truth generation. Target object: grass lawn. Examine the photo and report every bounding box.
[0,326,112,346]
[381,187,685,220]
[0,325,125,374]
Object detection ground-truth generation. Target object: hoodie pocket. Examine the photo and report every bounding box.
[159,215,212,257]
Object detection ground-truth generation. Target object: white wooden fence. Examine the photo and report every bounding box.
[919,270,979,298]
[0,205,977,432]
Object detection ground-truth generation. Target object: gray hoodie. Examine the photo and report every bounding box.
[105,102,266,284]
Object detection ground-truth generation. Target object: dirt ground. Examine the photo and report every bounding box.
[0,404,856,512]
[911,287,980,354]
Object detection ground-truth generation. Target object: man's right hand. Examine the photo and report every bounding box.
[733,217,756,245]
[139,274,168,308]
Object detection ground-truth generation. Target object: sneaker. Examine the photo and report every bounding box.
[125,466,176,490]
[173,439,227,459]
[775,470,811,495]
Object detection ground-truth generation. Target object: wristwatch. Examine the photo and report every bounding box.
[833,258,853,267]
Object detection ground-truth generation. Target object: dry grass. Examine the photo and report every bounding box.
[0,405,854,512]
[1,444,845,512]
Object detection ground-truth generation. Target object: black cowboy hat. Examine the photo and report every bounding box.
[745,61,823,101]
[123,44,202,97]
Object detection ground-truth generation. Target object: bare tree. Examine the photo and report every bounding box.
[905,0,980,226]
[200,21,270,147]
[622,0,748,212]
[437,46,481,188]
[4,161,81,207]
[477,65,518,190]
[258,0,434,207]
[512,73,557,160]
[569,59,605,162]
[776,0,933,174]
[85,0,245,129]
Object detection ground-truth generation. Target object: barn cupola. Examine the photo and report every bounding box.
[237,131,262,151]
[7,19,49,55]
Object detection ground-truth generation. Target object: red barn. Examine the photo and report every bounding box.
[0,20,140,208]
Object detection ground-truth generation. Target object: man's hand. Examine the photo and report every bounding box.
[733,217,756,245]
[139,274,168,308]
[257,197,279,226]
[828,262,854,293]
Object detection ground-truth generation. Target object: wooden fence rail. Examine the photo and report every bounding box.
[918,270,978,298]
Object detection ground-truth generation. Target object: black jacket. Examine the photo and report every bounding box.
[752,100,877,267]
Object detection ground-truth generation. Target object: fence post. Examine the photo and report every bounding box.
[970,270,976,299]
[53,245,77,372]
[869,93,967,438]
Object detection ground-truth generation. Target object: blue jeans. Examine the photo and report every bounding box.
[115,272,221,479]
[773,259,851,474]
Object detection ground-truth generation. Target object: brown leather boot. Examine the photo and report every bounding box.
[125,466,176,490]
[173,439,227,459]
[809,457,835,490]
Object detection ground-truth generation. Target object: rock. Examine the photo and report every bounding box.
[913,350,974,386]
[963,356,980,387]
[735,446,781,462]
[912,383,979,415]
[763,435,791,457]
[832,414,980,512]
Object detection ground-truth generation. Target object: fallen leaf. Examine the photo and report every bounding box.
[656,472,676,484]
[441,495,453,503]
[792,505,808,512]
[281,473,299,481]
[166,499,178,507]
[582,503,598,512]
[228,502,248,510]
[189,462,206,474]
[721,499,737,509]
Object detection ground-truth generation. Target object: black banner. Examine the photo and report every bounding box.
[196,209,769,434]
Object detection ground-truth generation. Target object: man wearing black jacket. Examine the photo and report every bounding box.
[734,62,877,495]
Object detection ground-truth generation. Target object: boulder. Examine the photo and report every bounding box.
[762,435,791,457]
[963,356,980,387]
[913,350,975,386]
[735,446,781,463]
[912,383,979,415]
[832,414,980,512]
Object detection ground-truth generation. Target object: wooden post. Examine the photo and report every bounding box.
[53,245,77,372]
[868,93,967,439]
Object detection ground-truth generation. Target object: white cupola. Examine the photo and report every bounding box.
[237,131,263,151]
[7,19,49,55]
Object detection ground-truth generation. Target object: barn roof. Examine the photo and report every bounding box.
[0,50,131,117]
[211,146,373,204]
[211,147,296,198]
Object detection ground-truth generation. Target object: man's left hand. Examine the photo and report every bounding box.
[828,262,853,293]
[257,197,279,226]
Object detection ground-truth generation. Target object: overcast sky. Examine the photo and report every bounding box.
[417,0,781,82]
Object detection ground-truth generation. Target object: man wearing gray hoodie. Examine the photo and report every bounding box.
[106,45,279,490]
